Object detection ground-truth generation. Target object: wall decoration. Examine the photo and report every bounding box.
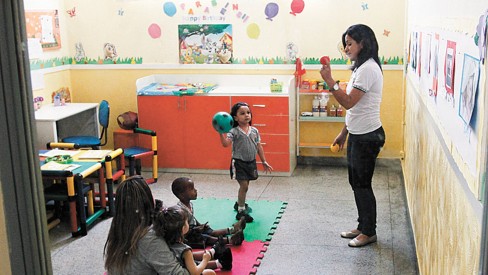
[429,33,440,97]
[103,43,118,60]
[444,40,456,99]
[458,54,480,125]
[66,7,76,17]
[148,23,162,39]
[265,2,279,21]
[290,0,305,16]
[163,2,177,17]
[361,2,369,10]
[383,29,390,37]
[247,23,260,39]
[74,42,86,63]
[178,24,233,64]
[286,42,298,63]
[474,9,487,64]
[25,10,62,51]
[118,8,125,16]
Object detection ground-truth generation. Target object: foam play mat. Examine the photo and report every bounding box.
[193,198,287,274]
[193,198,287,242]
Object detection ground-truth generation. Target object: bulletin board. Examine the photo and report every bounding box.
[407,26,484,176]
[25,10,61,51]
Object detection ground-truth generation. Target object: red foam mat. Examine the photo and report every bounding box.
[196,240,269,274]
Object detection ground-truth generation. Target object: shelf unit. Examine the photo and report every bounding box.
[296,90,346,155]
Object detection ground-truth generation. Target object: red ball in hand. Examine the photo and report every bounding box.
[320,56,330,65]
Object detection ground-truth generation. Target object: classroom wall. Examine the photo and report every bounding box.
[403,0,487,273]
[25,0,406,156]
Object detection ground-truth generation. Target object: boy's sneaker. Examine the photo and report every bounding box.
[233,202,252,213]
[212,236,227,260]
[230,229,244,245]
[219,247,233,270]
[236,210,254,223]
[232,216,246,233]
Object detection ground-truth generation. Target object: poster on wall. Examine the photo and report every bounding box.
[25,10,61,51]
[178,24,233,64]
[429,34,440,97]
[444,40,456,100]
[458,54,480,125]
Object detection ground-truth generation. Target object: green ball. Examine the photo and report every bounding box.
[212,112,233,133]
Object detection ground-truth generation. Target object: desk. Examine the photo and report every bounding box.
[35,103,99,150]
[41,148,125,236]
[42,161,101,237]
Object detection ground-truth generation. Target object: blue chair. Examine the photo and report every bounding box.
[62,100,109,149]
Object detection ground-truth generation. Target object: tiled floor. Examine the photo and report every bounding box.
[49,159,418,275]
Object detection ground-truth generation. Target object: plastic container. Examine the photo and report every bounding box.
[312,96,320,117]
[54,94,61,106]
[309,80,317,90]
[319,93,329,117]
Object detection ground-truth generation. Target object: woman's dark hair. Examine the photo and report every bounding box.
[342,24,382,71]
[104,176,156,274]
[230,102,252,127]
[153,205,189,245]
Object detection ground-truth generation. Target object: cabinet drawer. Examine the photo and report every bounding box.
[257,152,289,172]
[260,134,289,153]
[231,96,289,116]
[253,115,289,134]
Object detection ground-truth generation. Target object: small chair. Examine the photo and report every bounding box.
[62,100,110,149]
[122,128,158,184]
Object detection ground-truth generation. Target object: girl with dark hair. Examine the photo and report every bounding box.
[320,24,386,248]
[103,176,189,274]
[219,102,273,223]
[153,205,228,275]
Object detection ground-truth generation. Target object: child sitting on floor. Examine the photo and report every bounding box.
[171,177,246,248]
[153,205,233,273]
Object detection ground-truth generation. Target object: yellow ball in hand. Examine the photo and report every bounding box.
[330,143,340,153]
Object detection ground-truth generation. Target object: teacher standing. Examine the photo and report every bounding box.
[320,24,386,248]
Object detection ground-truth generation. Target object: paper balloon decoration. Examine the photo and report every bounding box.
[290,0,305,16]
[247,23,260,39]
[163,2,177,17]
[265,2,279,21]
[148,24,161,39]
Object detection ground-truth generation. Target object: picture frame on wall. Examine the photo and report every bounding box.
[458,54,480,125]
[444,40,456,96]
[178,24,233,64]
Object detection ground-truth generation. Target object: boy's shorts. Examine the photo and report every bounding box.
[230,158,258,180]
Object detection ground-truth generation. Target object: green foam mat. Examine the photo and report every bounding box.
[193,198,287,242]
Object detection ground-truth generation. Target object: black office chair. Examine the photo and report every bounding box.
[62,100,109,149]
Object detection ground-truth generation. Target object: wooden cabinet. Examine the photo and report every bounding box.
[137,95,230,170]
[297,89,346,156]
[231,96,290,172]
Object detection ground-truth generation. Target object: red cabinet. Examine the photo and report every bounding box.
[231,96,290,172]
[137,95,293,173]
[138,95,230,169]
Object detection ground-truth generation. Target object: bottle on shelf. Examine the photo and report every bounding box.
[312,96,320,117]
[337,105,343,117]
[329,104,336,117]
[319,92,329,117]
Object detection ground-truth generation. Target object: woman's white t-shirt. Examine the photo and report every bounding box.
[345,58,383,135]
